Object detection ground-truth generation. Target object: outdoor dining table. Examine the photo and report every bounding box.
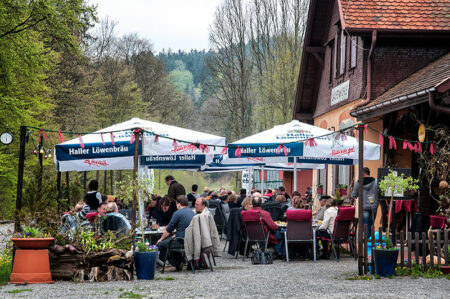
[135,228,165,245]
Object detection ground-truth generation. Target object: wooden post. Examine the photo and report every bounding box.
[103,170,107,194]
[429,231,435,270]
[83,171,87,194]
[65,172,70,206]
[15,126,27,232]
[422,232,427,270]
[436,231,441,268]
[357,125,364,275]
[132,130,141,226]
[57,171,62,213]
[38,134,43,202]
[110,170,114,194]
[414,232,420,266]
[444,229,449,265]
[407,232,412,268]
[400,231,404,268]
[363,224,368,274]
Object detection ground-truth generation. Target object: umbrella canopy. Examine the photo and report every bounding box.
[55,118,226,172]
[203,155,324,171]
[228,120,380,164]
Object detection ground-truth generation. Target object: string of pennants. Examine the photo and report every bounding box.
[26,122,438,156]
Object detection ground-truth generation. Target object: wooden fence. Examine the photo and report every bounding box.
[361,225,449,274]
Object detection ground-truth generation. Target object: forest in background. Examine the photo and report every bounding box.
[0,0,308,219]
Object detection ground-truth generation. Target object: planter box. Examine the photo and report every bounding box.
[134,251,158,280]
[374,248,399,277]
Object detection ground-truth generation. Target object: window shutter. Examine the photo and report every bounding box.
[340,30,346,75]
[350,36,357,68]
[334,31,338,78]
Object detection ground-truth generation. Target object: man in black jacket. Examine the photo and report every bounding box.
[165,175,186,201]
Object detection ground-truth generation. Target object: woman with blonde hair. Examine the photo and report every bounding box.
[241,197,253,210]
[288,196,305,210]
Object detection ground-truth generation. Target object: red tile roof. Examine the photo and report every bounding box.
[352,52,450,116]
[340,0,450,32]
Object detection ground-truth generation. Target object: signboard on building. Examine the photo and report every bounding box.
[331,80,349,105]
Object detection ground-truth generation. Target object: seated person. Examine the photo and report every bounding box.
[247,197,280,247]
[314,195,331,221]
[287,196,305,210]
[102,202,131,235]
[155,196,176,227]
[157,196,195,270]
[61,201,90,234]
[86,202,107,223]
[195,197,208,214]
[241,197,253,210]
[275,195,288,211]
[97,202,107,217]
[316,198,338,259]
[220,194,231,223]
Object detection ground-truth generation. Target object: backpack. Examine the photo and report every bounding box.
[251,249,273,265]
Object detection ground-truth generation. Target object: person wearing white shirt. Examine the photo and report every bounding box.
[316,198,338,259]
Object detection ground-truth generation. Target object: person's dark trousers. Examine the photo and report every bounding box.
[158,237,184,268]
[316,229,331,259]
[363,209,377,237]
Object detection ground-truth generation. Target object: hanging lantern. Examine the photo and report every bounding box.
[39,148,44,154]
[44,155,48,159]
[33,149,38,155]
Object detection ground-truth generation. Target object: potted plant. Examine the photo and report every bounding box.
[337,184,348,196]
[316,184,324,195]
[134,242,159,280]
[334,189,344,206]
[10,226,54,284]
[375,170,419,277]
[11,226,54,249]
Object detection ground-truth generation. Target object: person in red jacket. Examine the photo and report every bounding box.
[248,197,280,246]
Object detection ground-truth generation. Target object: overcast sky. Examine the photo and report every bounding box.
[93,0,222,53]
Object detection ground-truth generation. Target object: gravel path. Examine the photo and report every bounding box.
[1,247,449,299]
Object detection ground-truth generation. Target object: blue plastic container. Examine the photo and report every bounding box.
[374,248,399,277]
[134,251,158,280]
[368,232,386,273]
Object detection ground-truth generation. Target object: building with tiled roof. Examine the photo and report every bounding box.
[292,0,449,226]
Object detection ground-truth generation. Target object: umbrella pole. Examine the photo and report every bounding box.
[260,166,265,194]
[293,161,298,192]
[357,125,364,275]
[132,130,141,227]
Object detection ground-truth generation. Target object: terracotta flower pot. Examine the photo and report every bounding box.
[10,238,54,284]
[11,238,54,249]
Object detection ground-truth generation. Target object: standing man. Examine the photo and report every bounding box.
[165,175,186,202]
[351,167,379,236]
[187,184,200,206]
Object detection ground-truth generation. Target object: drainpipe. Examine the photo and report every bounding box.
[353,30,377,110]
[428,90,450,115]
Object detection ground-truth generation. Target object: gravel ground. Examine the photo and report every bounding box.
[0,222,13,248]
[1,242,449,299]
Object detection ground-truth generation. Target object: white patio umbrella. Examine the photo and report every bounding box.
[228,120,380,190]
[54,118,226,172]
